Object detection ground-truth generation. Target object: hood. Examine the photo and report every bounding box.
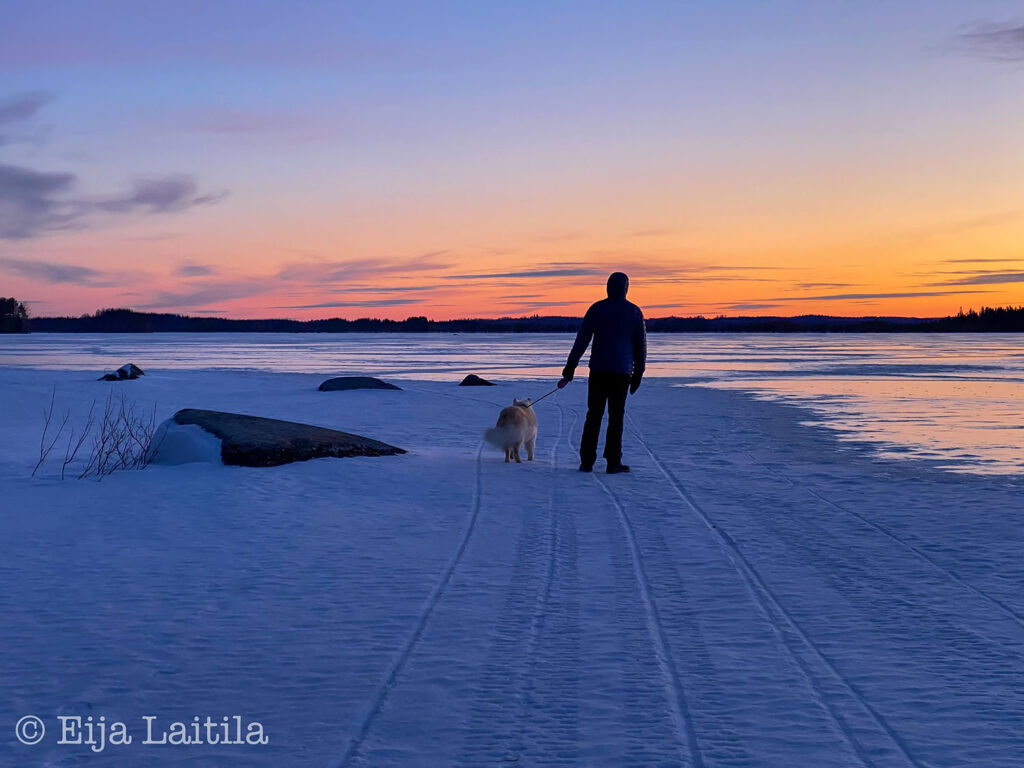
[606,271,629,299]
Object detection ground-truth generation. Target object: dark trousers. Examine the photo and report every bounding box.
[580,371,631,466]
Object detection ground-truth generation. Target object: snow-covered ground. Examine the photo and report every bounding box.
[1,367,1022,767]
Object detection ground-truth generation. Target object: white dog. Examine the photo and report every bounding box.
[484,398,538,463]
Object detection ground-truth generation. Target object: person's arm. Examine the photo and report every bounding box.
[630,308,646,393]
[562,306,595,381]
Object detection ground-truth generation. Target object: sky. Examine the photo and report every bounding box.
[1,0,1022,320]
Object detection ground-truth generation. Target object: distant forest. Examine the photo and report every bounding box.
[12,304,1024,333]
[0,297,29,333]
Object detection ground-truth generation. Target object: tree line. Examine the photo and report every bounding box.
[7,304,1023,333]
[0,297,29,333]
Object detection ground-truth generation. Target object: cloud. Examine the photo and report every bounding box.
[940,257,1024,264]
[94,176,226,214]
[496,299,578,307]
[275,299,424,309]
[278,253,450,283]
[694,265,787,272]
[0,256,108,285]
[955,20,1024,62]
[137,280,271,309]
[0,162,224,239]
[0,163,79,237]
[338,284,440,294]
[774,290,993,301]
[640,274,780,284]
[176,263,217,277]
[618,262,788,284]
[0,91,51,128]
[0,94,225,239]
[717,303,781,311]
[0,91,52,145]
[158,107,309,136]
[934,272,1024,286]
[446,267,604,280]
[445,260,787,286]
[794,282,859,290]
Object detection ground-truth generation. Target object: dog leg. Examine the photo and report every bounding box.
[504,447,511,463]
[514,443,522,463]
[526,438,535,461]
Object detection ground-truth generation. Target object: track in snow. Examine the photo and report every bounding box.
[568,407,705,768]
[625,414,928,768]
[456,399,581,766]
[501,402,576,763]
[334,440,486,768]
[751,454,1024,634]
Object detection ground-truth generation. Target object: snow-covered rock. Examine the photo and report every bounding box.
[98,362,145,381]
[168,408,406,466]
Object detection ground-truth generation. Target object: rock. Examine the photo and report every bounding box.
[98,363,145,381]
[318,376,401,392]
[168,408,405,467]
[459,374,495,386]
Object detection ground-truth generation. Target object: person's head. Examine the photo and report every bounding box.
[606,271,629,299]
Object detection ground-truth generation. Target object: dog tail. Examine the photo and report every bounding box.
[484,425,518,448]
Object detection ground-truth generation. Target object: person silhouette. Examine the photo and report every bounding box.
[560,272,647,473]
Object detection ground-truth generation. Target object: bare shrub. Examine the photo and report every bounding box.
[32,387,70,477]
[78,392,157,479]
[61,401,96,480]
[32,390,155,480]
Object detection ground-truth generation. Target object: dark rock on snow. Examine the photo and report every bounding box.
[459,374,495,386]
[318,376,401,391]
[171,408,405,467]
[99,363,145,381]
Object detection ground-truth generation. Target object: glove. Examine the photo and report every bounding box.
[557,377,569,389]
[561,365,575,382]
[629,372,642,395]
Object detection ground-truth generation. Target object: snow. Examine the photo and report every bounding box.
[1,367,1022,767]
[147,420,224,465]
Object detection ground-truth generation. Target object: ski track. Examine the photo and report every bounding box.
[625,414,929,768]
[751,454,1024,634]
[333,441,486,768]
[525,402,582,765]
[455,402,577,766]
[503,403,575,763]
[565,407,705,768]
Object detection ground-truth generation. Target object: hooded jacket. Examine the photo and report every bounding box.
[564,272,647,377]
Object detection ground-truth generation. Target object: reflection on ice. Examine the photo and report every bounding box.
[699,376,1024,475]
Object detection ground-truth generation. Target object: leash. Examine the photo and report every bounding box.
[527,379,567,408]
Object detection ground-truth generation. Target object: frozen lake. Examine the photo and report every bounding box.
[3,332,1023,474]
